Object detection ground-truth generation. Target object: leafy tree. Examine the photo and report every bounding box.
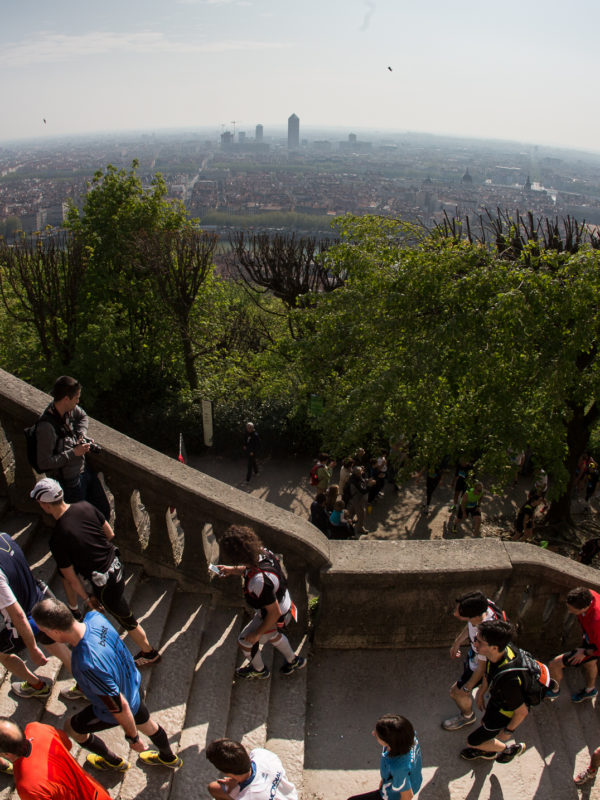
[0,232,88,366]
[294,213,600,531]
[65,161,188,366]
[135,228,218,390]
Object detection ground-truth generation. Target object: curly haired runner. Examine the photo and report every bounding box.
[216,525,305,680]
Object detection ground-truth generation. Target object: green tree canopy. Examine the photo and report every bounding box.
[294,214,600,528]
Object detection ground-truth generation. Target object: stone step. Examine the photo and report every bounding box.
[0,511,41,557]
[265,633,309,792]
[119,590,211,800]
[301,646,600,800]
[226,621,275,753]
[169,604,242,800]
[562,666,600,799]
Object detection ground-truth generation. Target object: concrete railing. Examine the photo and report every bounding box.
[315,530,600,659]
[1,367,600,656]
[0,368,330,624]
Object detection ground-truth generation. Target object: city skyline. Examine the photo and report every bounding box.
[2,0,599,153]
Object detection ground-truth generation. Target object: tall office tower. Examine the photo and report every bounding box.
[255,124,264,142]
[288,114,299,149]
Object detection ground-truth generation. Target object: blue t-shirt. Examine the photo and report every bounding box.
[380,736,422,800]
[71,611,141,723]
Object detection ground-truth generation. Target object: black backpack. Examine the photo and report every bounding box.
[243,550,288,610]
[24,407,63,473]
[489,646,550,707]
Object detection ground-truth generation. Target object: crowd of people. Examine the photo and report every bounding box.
[3,378,600,799]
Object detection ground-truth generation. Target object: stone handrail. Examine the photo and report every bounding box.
[2,367,600,655]
[315,538,600,659]
[0,368,330,622]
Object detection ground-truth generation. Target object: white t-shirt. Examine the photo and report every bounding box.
[231,749,297,800]
[466,607,497,671]
[0,569,18,630]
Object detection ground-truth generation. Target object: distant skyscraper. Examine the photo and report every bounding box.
[349,133,357,144]
[255,124,264,142]
[288,114,299,149]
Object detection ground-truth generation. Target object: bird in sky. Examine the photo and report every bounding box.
[43,118,46,124]
[387,66,392,72]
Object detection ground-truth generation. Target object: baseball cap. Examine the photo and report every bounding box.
[30,478,64,503]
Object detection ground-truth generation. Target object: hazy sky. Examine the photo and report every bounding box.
[2,0,598,151]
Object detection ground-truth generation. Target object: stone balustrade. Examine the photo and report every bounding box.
[1,367,600,657]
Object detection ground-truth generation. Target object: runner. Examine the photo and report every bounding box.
[460,620,532,763]
[548,587,600,702]
[442,591,507,731]
[454,482,484,537]
[32,597,182,772]
[216,525,305,679]
[206,738,298,800]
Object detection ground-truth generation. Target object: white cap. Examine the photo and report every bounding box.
[30,477,64,503]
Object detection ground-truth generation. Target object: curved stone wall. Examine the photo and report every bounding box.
[2,367,600,655]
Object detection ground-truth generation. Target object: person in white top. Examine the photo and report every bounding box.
[206,738,297,800]
[442,591,506,731]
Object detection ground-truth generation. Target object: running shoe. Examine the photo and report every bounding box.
[545,686,561,701]
[11,677,50,699]
[138,751,182,769]
[133,649,161,668]
[0,758,13,775]
[442,713,476,731]
[460,748,496,761]
[496,743,526,763]
[575,767,597,785]
[235,664,270,679]
[280,655,306,675]
[572,687,598,703]
[86,754,130,772]
[60,683,86,700]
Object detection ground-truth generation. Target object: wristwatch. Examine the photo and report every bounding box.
[125,732,140,743]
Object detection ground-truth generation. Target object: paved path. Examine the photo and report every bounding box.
[188,453,582,543]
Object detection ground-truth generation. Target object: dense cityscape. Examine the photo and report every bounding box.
[3,115,600,239]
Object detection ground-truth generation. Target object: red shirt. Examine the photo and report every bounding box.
[578,590,600,651]
[14,722,111,800]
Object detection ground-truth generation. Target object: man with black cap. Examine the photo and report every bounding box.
[31,477,160,669]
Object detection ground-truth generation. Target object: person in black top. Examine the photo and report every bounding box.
[30,478,160,669]
[460,619,528,764]
[310,493,330,535]
[243,422,260,484]
[0,531,73,701]
[35,375,109,518]
[512,491,543,541]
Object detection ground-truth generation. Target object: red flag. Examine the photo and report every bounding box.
[178,433,187,464]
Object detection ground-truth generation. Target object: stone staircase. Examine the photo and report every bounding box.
[302,649,600,800]
[3,504,600,799]
[0,506,307,800]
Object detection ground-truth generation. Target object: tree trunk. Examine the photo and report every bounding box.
[546,403,596,529]
[181,331,198,391]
